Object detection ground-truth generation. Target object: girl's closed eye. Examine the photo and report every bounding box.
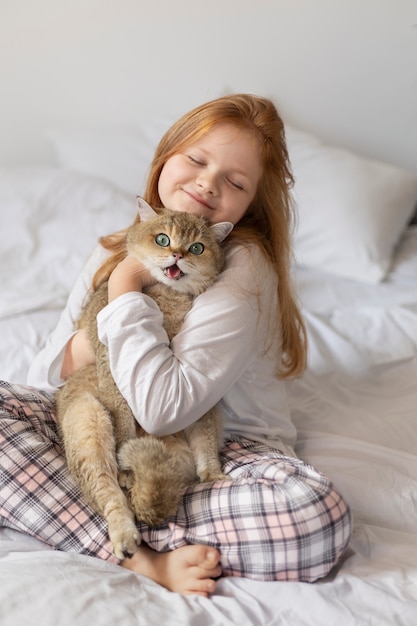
[227,178,244,191]
[187,155,204,166]
[187,154,244,190]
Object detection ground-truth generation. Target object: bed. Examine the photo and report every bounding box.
[1,122,417,626]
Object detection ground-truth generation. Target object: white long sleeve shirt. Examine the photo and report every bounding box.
[28,241,297,456]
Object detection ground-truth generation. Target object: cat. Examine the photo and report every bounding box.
[55,198,232,559]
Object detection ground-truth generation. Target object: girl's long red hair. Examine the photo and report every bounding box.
[93,94,307,378]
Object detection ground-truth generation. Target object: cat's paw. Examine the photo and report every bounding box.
[108,518,141,560]
[118,469,134,491]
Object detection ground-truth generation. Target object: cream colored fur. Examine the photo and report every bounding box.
[55,200,230,559]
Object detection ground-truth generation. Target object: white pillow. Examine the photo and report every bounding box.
[286,124,417,283]
[49,113,417,284]
[48,90,228,197]
[48,118,171,197]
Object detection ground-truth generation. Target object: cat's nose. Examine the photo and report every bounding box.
[172,252,183,261]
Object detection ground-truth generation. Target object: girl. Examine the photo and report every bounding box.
[0,94,351,597]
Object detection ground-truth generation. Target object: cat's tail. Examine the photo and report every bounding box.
[117,434,197,527]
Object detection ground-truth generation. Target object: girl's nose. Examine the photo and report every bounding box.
[196,170,217,195]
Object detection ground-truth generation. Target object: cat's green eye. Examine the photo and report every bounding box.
[189,242,205,255]
[155,233,170,247]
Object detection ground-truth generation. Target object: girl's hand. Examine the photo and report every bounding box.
[61,328,95,380]
[107,255,156,302]
[60,257,156,380]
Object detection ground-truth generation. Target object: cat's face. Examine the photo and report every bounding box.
[126,209,225,295]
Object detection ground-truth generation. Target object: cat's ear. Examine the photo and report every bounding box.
[136,196,158,221]
[210,221,234,243]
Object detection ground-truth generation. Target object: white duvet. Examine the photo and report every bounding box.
[1,167,417,625]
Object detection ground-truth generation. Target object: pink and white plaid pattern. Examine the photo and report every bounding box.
[0,380,116,562]
[0,381,351,581]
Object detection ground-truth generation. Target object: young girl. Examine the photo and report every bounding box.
[0,94,351,597]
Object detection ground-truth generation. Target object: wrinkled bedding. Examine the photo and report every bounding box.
[1,168,416,625]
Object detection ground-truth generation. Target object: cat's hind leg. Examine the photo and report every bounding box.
[57,389,141,559]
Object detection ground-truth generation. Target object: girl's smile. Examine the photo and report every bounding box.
[183,188,215,211]
[157,123,262,225]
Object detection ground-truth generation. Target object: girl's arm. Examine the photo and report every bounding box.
[97,243,278,436]
[60,329,95,381]
[27,245,109,390]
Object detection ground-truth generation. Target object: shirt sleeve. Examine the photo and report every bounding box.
[97,243,278,436]
[27,245,109,390]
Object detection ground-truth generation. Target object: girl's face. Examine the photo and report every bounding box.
[158,123,262,225]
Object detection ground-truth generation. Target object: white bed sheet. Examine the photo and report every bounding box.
[1,168,417,625]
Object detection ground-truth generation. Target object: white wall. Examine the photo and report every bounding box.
[1,0,416,170]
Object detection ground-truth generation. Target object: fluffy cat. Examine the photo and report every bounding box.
[55,198,232,559]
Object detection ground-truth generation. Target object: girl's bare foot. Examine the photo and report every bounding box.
[122,543,222,597]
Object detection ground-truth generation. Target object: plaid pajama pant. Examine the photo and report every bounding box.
[0,380,351,582]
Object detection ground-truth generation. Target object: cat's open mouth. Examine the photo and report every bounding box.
[163,264,184,280]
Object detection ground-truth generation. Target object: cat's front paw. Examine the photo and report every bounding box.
[108,517,141,559]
